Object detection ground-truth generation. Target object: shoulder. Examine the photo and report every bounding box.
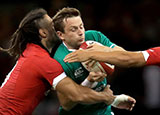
[54,44,67,59]
[29,53,61,69]
[85,30,102,41]
[85,30,101,36]
[85,30,108,39]
[85,30,98,34]
[85,30,114,47]
[53,44,70,68]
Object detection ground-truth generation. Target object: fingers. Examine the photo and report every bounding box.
[88,72,107,82]
[126,96,136,111]
[129,103,135,111]
[127,96,136,111]
[64,50,90,63]
[83,60,94,67]
[103,85,113,95]
[84,59,97,71]
[127,102,135,111]
[87,44,94,49]
[64,52,77,62]
[103,84,112,93]
[127,96,136,106]
[106,84,111,89]
[85,60,97,69]
[91,74,106,82]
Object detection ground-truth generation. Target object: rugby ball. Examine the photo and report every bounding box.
[79,40,115,75]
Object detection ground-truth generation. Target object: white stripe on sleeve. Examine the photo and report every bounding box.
[141,51,149,61]
[110,44,116,48]
[52,72,66,90]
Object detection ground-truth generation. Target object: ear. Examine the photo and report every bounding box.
[56,31,64,40]
[39,29,47,38]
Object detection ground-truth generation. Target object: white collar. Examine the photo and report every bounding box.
[63,42,77,52]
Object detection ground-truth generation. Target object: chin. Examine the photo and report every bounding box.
[78,42,84,47]
[80,40,85,44]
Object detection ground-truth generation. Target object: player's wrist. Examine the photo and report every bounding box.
[81,78,98,88]
[102,93,115,105]
[111,94,128,107]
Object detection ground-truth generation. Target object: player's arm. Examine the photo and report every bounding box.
[113,45,125,51]
[91,51,146,67]
[55,76,115,111]
[56,71,107,110]
[86,44,125,52]
[88,44,145,67]
[64,49,146,68]
[55,75,136,111]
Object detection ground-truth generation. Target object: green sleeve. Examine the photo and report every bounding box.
[85,30,116,48]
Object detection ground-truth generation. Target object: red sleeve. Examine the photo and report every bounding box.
[145,47,160,65]
[37,56,65,86]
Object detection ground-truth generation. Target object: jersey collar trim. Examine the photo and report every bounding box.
[63,42,76,52]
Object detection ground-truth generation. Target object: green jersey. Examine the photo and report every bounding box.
[54,30,116,115]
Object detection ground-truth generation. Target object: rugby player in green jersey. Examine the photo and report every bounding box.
[53,7,136,115]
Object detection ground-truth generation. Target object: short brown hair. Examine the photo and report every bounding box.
[52,7,81,33]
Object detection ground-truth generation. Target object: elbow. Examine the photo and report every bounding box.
[123,60,136,68]
[59,96,77,111]
[61,105,72,111]
[61,105,69,111]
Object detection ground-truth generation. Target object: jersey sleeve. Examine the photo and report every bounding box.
[143,47,160,65]
[85,30,116,48]
[38,57,67,90]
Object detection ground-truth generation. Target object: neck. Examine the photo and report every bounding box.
[41,39,61,54]
[63,42,79,50]
[41,40,53,53]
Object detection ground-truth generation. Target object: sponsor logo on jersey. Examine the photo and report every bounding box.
[74,67,84,78]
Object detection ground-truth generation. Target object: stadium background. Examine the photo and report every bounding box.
[0,0,160,114]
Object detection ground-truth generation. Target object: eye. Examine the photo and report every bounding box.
[79,24,84,29]
[70,27,77,32]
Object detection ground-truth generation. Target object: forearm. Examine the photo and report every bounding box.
[60,72,105,110]
[71,85,112,104]
[56,77,115,110]
[57,79,98,110]
[91,51,146,67]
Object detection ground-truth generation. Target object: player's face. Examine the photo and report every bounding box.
[44,15,59,45]
[61,16,85,49]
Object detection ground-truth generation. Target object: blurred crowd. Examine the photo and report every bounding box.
[0,0,160,115]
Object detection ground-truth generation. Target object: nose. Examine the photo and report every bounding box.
[78,28,84,36]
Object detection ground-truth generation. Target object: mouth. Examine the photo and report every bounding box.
[79,38,84,42]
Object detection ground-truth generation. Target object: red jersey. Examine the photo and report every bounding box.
[142,47,160,66]
[0,43,66,115]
